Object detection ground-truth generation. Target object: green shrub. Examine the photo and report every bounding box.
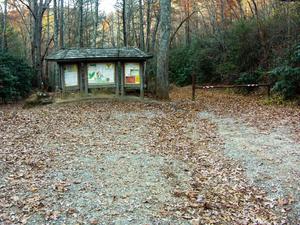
[235,69,264,93]
[169,39,220,86]
[270,66,300,99]
[224,20,262,74]
[0,53,33,103]
[0,65,18,102]
[270,45,300,99]
[169,20,263,86]
[169,46,193,86]
[193,46,220,84]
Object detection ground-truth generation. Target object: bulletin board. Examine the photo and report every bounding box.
[124,63,141,85]
[64,64,78,87]
[88,63,115,85]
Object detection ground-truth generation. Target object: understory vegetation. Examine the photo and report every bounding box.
[168,5,300,100]
[0,53,33,103]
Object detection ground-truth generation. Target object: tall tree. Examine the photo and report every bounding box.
[92,0,99,47]
[1,0,8,51]
[78,0,83,47]
[53,0,59,87]
[59,0,64,48]
[66,0,71,46]
[151,11,160,51]
[156,0,170,99]
[110,15,116,47]
[138,0,145,50]
[184,0,190,45]
[19,0,51,87]
[122,0,127,46]
[145,0,151,52]
[117,9,121,47]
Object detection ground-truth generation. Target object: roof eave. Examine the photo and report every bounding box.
[46,56,153,62]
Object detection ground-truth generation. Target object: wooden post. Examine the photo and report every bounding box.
[192,72,195,101]
[140,61,145,99]
[83,63,88,95]
[267,84,271,98]
[120,62,125,97]
[115,62,120,96]
[60,64,65,92]
[78,63,83,93]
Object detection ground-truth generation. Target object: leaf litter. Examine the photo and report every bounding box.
[0,90,299,224]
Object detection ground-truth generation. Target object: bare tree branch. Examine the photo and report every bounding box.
[41,0,52,15]
[169,11,196,46]
[41,35,54,62]
[9,1,30,34]
[18,0,36,19]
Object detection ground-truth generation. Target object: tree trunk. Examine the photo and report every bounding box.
[34,12,43,88]
[92,0,99,47]
[84,2,89,46]
[122,0,128,46]
[54,0,59,49]
[145,0,151,52]
[138,0,145,50]
[45,8,50,89]
[59,0,64,48]
[102,21,105,47]
[18,0,50,88]
[151,12,160,52]
[32,0,39,86]
[78,0,84,47]
[1,0,7,52]
[132,17,139,47]
[156,0,170,100]
[184,0,190,46]
[53,0,59,87]
[29,1,35,67]
[110,15,116,47]
[67,0,71,46]
[117,10,121,47]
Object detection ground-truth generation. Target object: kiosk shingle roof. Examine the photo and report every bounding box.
[46,47,152,62]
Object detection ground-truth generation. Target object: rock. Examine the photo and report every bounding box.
[23,92,53,108]
[190,218,200,225]
[90,219,99,225]
[196,195,205,203]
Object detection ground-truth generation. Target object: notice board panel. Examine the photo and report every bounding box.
[125,63,140,85]
[64,64,78,87]
[88,63,115,85]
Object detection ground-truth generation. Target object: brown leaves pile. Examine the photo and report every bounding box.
[146,102,289,224]
[0,90,298,224]
[170,86,300,143]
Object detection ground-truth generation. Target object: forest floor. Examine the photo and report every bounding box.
[0,87,299,224]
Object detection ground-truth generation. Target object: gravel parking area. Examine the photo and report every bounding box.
[1,93,299,224]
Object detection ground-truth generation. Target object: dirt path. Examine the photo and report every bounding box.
[0,97,299,224]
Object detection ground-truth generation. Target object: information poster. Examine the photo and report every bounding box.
[64,64,78,86]
[125,63,140,84]
[88,63,115,85]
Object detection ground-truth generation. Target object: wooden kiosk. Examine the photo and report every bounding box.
[46,48,152,98]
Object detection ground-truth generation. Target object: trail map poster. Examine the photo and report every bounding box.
[125,63,140,84]
[64,64,78,86]
[88,63,115,85]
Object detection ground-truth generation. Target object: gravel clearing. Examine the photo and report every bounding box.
[1,96,299,224]
[28,151,192,225]
[198,111,300,221]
